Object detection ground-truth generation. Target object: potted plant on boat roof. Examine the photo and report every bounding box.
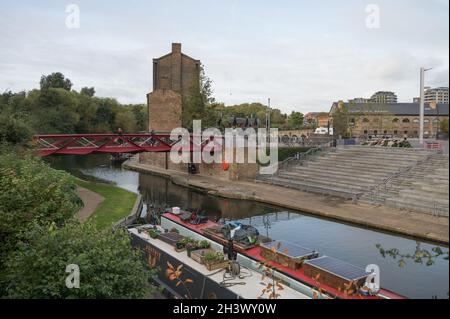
[148,229,159,239]
[175,237,200,253]
[180,237,199,257]
[201,251,228,271]
[198,240,211,249]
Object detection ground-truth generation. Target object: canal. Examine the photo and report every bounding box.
[48,154,449,299]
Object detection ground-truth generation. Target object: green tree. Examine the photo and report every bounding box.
[440,119,449,134]
[132,104,147,132]
[80,87,95,97]
[331,103,350,138]
[287,111,304,130]
[1,222,155,299]
[40,72,73,91]
[0,113,32,144]
[182,65,215,130]
[115,109,137,133]
[31,88,80,134]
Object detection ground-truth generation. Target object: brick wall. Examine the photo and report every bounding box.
[147,89,182,132]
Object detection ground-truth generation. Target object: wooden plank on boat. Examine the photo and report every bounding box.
[303,256,369,292]
[259,241,318,270]
[158,232,185,247]
[190,248,213,264]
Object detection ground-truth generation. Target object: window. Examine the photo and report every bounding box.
[413,118,420,124]
[393,118,399,123]
[384,131,388,134]
[374,130,378,135]
[363,118,370,123]
[433,119,440,123]
[404,131,408,135]
[364,130,368,134]
[424,119,430,124]
[394,130,398,135]
[402,118,410,123]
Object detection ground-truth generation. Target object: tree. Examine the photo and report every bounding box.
[40,72,73,91]
[115,109,136,133]
[132,104,147,132]
[0,113,32,144]
[440,119,449,134]
[31,88,80,134]
[331,104,349,138]
[80,87,95,97]
[287,111,304,130]
[1,222,155,299]
[182,65,215,130]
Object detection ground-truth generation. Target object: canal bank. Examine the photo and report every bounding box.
[75,179,137,229]
[123,158,449,245]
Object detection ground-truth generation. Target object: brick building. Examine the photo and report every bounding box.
[330,101,449,138]
[147,43,201,132]
[140,43,259,181]
[304,112,330,127]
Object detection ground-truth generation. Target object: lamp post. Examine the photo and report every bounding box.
[419,67,432,145]
[266,98,271,141]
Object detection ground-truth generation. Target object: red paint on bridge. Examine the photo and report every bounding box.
[34,133,220,157]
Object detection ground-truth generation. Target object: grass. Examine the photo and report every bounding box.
[76,179,137,230]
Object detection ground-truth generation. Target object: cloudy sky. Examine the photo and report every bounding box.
[0,0,448,113]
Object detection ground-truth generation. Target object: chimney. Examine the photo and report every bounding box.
[172,43,181,54]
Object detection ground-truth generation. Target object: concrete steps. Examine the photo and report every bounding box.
[256,146,448,217]
[361,154,449,217]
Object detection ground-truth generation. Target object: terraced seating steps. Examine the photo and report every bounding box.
[256,146,435,204]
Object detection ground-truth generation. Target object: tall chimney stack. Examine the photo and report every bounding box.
[172,43,181,54]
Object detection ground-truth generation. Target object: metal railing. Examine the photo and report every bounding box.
[364,154,436,205]
[278,143,333,172]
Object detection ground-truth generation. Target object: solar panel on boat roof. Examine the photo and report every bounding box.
[261,241,315,258]
[305,256,369,281]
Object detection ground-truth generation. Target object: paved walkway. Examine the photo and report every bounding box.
[124,160,449,245]
[75,186,105,222]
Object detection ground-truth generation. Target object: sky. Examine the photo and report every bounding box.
[0,0,448,114]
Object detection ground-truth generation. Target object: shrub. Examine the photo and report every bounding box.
[1,222,155,299]
[0,148,82,263]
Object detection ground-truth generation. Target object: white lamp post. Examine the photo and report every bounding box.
[419,67,432,145]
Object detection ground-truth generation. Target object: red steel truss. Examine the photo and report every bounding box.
[34,134,220,157]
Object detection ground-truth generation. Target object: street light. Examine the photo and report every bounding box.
[419,67,433,145]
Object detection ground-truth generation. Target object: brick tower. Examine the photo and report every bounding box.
[147,43,201,132]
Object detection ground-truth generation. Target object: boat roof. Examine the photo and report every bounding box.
[128,228,309,300]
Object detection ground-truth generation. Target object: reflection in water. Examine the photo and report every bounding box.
[49,154,449,299]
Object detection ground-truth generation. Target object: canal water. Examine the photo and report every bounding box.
[48,154,449,299]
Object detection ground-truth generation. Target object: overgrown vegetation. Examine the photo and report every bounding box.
[0,146,81,264]
[0,147,155,298]
[1,222,154,298]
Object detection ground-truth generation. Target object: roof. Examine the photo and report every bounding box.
[333,102,449,116]
[153,52,200,63]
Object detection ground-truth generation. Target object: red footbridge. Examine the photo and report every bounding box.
[33,133,220,157]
